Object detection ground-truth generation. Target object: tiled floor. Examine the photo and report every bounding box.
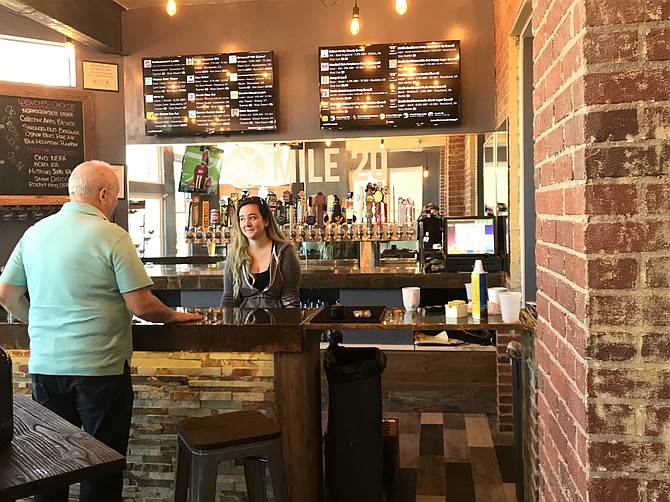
[386,411,517,502]
[324,410,518,502]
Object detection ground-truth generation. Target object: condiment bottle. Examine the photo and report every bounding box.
[471,259,488,319]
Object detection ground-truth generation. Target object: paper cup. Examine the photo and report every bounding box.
[487,287,508,304]
[498,292,523,323]
[402,287,420,311]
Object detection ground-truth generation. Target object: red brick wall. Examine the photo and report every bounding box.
[440,135,470,216]
[533,0,670,501]
[494,0,524,127]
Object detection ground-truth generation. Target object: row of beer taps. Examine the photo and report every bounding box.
[186,221,417,244]
[186,182,419,244]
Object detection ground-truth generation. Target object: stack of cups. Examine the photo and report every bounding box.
[487,287,508,315]
[498,291,524,323]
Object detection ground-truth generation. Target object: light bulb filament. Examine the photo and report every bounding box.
[395,0,408,15]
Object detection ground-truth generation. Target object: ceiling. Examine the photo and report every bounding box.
[114,0,285,8]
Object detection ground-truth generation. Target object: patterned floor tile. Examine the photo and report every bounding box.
[421,412,445,425]
[416,455,446,496]
[464,414,494,448]
[444,427,470,462]
[420,424,444,456]
[445,462,476,502]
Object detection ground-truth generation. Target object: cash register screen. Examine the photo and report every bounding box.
[445,217,496,255]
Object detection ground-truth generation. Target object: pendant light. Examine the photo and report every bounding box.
[395,0,408,15]
[350,1,360,35]
[166,0,177,16]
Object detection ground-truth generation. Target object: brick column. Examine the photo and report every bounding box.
[439,135,471,216]
[533,0,670,501]
[496,328,521,433]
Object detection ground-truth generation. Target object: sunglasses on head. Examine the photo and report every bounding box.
[236,196,268,209]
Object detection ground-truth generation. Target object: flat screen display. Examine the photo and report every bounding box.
[142,51,276,135]
[319,40,460,130]
[445,217,496,255]
[178,145,223,195]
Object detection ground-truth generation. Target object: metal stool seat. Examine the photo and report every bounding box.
[174,410,289,502]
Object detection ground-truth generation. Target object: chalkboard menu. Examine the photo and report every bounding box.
[319,40,460,130]
[0,90,89,197]
[142,51,277,136]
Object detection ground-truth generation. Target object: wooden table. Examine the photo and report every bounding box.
[0,395,126,499]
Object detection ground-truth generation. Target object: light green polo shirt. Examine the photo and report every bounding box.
[0,202,153,376]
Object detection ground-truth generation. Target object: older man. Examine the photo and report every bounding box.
[0,160,201,502]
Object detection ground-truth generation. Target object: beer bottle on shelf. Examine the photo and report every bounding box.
[0,346,13,449]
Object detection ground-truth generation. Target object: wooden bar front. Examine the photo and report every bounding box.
[0,307,520,499]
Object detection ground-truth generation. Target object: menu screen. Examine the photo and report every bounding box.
[319,40,460,130]
[142,51,276,135]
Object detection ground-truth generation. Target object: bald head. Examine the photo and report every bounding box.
[69,161,120,218]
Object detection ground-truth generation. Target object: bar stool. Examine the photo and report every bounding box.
[174,410,289,502]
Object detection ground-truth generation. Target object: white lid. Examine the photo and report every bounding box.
[473,259,485,273]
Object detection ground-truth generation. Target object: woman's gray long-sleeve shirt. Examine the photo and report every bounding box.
[219,242,301,308]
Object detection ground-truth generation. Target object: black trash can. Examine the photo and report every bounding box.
[324,334,387,502]
[507,341,524,502]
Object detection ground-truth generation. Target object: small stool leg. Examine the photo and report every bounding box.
[190,454,219,502]
[265,439,290,502]
[244,457,268,502]
[174,440,189,502]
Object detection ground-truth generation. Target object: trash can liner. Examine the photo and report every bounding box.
[324,339,387,502]
[323,344,387,383]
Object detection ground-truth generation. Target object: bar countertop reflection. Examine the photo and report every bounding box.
[143,264,506,290]
[131,307,313,353]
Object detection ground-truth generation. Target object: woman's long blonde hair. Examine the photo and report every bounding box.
[228,197,292,298]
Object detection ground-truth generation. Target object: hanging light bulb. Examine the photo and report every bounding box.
[395,0,408,15]
[379,139,385,149]
[166,0,177,16]
[350,1,360,35]
[423,165,429,178]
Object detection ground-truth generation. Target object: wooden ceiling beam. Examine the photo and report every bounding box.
[0,0,125,54]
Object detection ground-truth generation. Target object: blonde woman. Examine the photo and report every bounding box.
[220,196,301,308]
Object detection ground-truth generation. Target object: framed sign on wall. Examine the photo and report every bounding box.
[110,164,126,199]
[83,61,119,92]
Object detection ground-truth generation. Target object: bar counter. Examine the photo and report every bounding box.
[144,263,506,290]
[0,309,321,502]
[0,307,520,500]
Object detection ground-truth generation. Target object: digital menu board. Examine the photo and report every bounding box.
[319,40,460,130]
[142,51,277,135]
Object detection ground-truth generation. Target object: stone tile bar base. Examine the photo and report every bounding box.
[9,350,277,500]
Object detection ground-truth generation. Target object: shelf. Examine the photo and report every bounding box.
[0,196,68,206]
